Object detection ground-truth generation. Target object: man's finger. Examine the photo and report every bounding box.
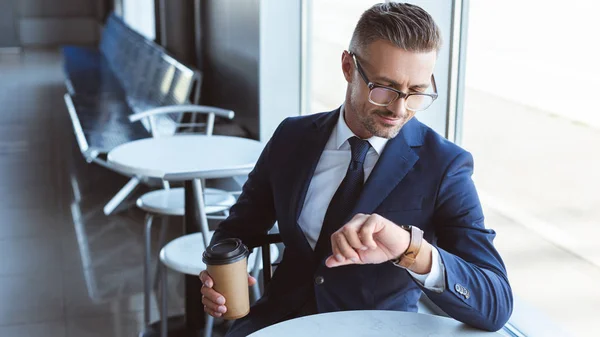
[202,295,227,313]
[325,254,356,268]
[248,275,257,286]
[342,225,367,251]
[330,232,345,264]
[333,232,361,263]
[358,215,379,249]
[344,213,369,230]
[201,286,226,305]
[199,271,213,288]
[333,213,370,254]
[204,306,223,318]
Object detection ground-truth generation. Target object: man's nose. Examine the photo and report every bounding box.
[387,97,408,117]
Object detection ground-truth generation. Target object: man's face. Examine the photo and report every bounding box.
[342,40,437,139]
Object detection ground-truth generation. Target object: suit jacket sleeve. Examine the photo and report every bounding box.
[210,118,288,249]
[421,151,513,332]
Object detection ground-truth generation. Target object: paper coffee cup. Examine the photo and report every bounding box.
[202,238,250,320]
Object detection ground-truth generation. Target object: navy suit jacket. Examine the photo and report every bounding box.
[212,108,513,332]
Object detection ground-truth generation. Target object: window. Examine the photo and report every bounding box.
[122,0,156,40]
[303,0,381,115]
[459,1,600,335]
[303,0,453,134]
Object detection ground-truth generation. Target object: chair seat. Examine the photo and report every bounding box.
[159,232,280,276]
[136,187,236,216]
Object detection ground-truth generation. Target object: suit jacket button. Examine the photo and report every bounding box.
[454,284,462,293]
[315,276,324,285]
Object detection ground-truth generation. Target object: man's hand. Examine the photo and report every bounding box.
[325,213,411,268]
[199,270,257,318]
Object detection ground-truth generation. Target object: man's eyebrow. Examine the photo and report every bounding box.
[372,76,430,90]
[372,76,400,87]
[409,83,430,90]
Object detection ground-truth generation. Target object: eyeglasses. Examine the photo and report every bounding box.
[350,52,438,112]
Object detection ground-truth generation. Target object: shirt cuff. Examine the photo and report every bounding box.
[407,246,445,292]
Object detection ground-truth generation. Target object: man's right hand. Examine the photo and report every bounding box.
[199,270,257,318]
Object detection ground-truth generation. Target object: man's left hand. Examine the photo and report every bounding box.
[325,213,411,268]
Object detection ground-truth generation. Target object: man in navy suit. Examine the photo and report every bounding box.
[200,3,513,336]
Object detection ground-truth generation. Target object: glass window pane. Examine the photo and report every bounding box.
[123,0,156,40]
[461,1,600,335]
[305,0,381,115]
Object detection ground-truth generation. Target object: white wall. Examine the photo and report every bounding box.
[259,0,302,141]
[16,0,99,46]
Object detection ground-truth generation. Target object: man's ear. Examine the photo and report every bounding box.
[341,50,353,83]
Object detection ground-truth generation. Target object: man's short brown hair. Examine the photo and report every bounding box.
[349,2,442,55]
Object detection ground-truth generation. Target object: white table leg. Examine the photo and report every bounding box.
[192,178,210,250]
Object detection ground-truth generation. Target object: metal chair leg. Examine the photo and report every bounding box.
[192,179,210,248]
[250,247,262,303]
[193,178,215,337]
[103,176,140,215]
[160,263,168,337]
[157,216,169,251]
[204,314,214,337]
[153,216,170,292]
[143,213,154,325]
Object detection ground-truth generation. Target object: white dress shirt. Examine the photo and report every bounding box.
[297,106,445,291]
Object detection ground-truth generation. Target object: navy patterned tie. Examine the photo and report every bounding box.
[314,136,371,257]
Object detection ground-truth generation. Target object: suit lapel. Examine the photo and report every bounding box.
[351,119,421,218]
[289,109,339,225]
[314,127,419,260]
[313,118,423,259]
[287,112,423,258]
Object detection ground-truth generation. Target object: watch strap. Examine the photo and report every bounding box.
[392,225,424,269]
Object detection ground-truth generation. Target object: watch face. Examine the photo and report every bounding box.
[400,225,412,231]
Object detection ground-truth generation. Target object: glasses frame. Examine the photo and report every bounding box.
[350,52,438,111]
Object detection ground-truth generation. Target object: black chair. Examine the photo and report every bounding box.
[253,233,283,287]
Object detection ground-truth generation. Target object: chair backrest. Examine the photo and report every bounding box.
[99,14,137,79]
[129,105,234,138]
[100,14,154,96]
[258,234,282,288]
[127,53,200,136]
[128,105,234,189]
[99,12,202,138]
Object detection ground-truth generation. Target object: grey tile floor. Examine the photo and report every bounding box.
[0,49,210,337]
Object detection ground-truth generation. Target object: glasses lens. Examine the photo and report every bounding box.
[369,87,398,106]
[406,94,434,111]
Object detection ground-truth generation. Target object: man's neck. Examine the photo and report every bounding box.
[342,105,372,139]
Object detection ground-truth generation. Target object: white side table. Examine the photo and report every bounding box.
[108,135,265,335]
[249,310,506,337]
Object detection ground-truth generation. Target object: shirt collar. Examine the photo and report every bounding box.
[336,105,388,155]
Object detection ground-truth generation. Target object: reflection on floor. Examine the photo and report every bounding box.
[0,49,230,337]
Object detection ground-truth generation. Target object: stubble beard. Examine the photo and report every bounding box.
[352,100,404,139]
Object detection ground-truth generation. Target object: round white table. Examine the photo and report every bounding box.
[107,135,265,336]
[248,311,506,337]
[107,135,264,181]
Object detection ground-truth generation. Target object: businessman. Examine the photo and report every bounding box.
[200,3,513,336]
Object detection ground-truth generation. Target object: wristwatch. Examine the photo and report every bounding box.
[391,225,424,269]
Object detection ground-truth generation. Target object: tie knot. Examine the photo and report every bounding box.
[348,137,370,164]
